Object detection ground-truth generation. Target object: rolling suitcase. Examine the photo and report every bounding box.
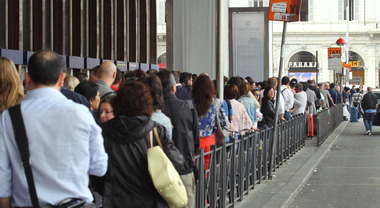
[308,114,314,137]
[350,107,358,122]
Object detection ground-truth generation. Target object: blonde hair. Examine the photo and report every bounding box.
[0,57,24,113]
[64,75,80,91]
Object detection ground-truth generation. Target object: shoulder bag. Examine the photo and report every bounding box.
[147,128,188,208]
[214,99,229,145]
[8,104,93,208]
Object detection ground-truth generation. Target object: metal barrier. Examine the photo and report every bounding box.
[194,114,307,208]
[315,104,343,146]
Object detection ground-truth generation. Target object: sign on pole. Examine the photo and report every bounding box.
[328,47,342,70]
[268,0,302,22]
[268,0,302,180]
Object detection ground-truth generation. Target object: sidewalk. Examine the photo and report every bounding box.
[236,120,350,208]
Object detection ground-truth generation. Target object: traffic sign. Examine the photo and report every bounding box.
[268,0,302,22]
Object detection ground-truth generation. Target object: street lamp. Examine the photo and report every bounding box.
[336,38,346,92]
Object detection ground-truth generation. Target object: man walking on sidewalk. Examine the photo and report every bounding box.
[361,87,378,135]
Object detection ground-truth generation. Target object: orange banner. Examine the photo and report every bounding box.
[268,0,302,22]
[342,63,352,70]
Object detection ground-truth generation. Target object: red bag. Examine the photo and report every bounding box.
[308,114,314,137]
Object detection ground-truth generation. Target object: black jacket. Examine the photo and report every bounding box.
[101,115,185,208]
[162,92,200,175]
[361,92,378,111]
[260,97,275,127]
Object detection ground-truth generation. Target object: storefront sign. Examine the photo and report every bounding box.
[349,61,361,67]
[288,62,317,68]
[268,0,302,22]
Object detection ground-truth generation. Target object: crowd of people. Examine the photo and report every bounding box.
[0,50,378,208]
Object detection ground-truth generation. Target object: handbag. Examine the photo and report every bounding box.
[147,128,188,208]
[8,105,93,208]
[214,99,229,145]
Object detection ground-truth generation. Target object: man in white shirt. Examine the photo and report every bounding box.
[0,50,108,208]
[293,83,308,115]
[280,76,295,120]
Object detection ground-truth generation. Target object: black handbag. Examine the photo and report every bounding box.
[8,104,93,208]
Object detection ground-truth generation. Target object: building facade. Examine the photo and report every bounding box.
[158,0,380,87]
[232,0,380,87]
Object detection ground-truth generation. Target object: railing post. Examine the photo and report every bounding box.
[230,136,236,205]
[238,134,244,202]
[220,142,227,208]
[209,145,217,208]
[195,149,205,208]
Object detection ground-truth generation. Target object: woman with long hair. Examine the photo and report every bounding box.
[0,57,24,113]
[260,87,276,128]
[192,75,227,170]
[100,81,184,207]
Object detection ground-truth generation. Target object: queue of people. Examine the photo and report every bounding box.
[0,50,378,208]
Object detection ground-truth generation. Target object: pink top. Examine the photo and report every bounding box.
[229,99,253,132]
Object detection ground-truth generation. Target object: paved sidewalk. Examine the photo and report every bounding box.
[236,120,351,208]
[289,121,380,208]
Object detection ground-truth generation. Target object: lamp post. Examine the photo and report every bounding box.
[336,38,346,92]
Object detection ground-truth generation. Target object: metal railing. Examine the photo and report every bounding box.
[194,114,307,208]
[315,104,343,146]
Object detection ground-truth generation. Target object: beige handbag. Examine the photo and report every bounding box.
[147,128,188,208]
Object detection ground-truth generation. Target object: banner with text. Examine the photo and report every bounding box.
[268,0,301,22]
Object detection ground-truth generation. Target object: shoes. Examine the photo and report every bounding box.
[364,131,371,135]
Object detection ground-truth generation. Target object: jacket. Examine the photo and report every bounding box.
[260,97,275,127]
[162,92,200,175]
[361,92,378,111]
[101,115,185,208]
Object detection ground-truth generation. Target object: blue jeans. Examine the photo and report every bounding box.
[364,113,375,131]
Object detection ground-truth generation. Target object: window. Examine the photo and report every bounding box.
[299,0,309,21]
[339,0,356,21]
[157,0,165,24]
[248,0,268,7]
[248,0,254,7]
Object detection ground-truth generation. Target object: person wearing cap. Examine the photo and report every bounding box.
[290,78,298,94]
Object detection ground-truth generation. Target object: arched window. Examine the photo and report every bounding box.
[348,51,365,70]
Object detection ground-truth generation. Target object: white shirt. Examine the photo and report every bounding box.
[293,91,308,115]
[280,85,295,111]
[0,88,108,207]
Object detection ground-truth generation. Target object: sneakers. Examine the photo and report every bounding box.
[364,130,371,135]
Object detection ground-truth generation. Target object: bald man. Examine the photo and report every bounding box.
[95,61,117,98]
